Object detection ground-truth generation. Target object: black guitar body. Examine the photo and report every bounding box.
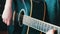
[45,0,60,26]
[8,0,32,34]
[9,0,45,34]
[8,0,60,34]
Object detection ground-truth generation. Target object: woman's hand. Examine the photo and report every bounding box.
[2,8,12,26]
[46,29,56,34]
[2,0,12,26]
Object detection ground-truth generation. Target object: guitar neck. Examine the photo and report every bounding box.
[23,15,60,34]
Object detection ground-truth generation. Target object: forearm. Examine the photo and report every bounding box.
[5,0,12,9]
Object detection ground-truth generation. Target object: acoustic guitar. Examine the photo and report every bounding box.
[12,0,60,34]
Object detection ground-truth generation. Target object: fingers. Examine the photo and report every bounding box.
[2,5,12,26]
[2,7,12,26]
[2,17,10,26]
[2,11,12,26]
[2,14,7,24]
[7,19,10,26]
[3,19,6,24]
[46,29,56,34]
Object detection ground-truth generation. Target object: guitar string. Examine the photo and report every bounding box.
[26,0,33,34]
[40,0,46,34]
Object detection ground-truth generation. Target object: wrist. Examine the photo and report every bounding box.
[4,0,12,9]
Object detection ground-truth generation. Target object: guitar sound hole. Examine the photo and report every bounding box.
[18,11,24,27]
